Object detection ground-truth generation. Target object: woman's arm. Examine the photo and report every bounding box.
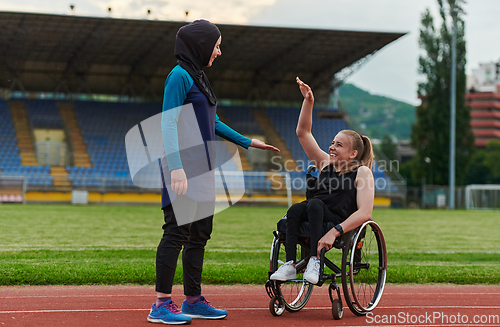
[295,77,329,170]
[317,166,375,254]
[215,114,252,148]
[215,115,280,152]
[161,67,193,195]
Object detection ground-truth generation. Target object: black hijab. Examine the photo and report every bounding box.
[175,20,220,106]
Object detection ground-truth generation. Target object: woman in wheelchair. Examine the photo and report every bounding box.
[270,77,375,285]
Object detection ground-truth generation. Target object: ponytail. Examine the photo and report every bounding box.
[359,135,374,169]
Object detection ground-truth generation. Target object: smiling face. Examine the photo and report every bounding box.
[207,36,222,67]
[328,132,358,167]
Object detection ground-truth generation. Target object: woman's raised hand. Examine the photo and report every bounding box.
[296,77,314,101]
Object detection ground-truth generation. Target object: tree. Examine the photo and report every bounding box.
[399,158,421,187]
[464,150,493,184]
[410,0,474,186]
[380,135,397,162]
[483,139,500,180]
[464,138,500,184]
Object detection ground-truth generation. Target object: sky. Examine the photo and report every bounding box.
[1,0,499,106]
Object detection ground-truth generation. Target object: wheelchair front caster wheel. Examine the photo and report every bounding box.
[332,298,343,320]
[269,296,285,316]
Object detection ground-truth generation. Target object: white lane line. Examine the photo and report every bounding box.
[0,293,264,299]
[1,291,499,300]
[300,306,500,310]
[0,309,149,314]
[1,305,499,315]
[328,326,498,327]
[355,293,500,297]
[377,306,500,309]
[0,294,150,299]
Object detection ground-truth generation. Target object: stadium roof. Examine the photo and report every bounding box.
[0,11,405,104]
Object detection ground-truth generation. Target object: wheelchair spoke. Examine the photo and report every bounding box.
[280,279,307,306]
[291,283,305,305]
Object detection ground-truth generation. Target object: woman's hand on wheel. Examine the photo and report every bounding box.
[317,230,336,255]
[250,139,280,152]
[171,168,187,195]
[296,77,314,101]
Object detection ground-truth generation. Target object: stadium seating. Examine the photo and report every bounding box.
[0,100,53,188]
[25,99,64,128]
[69,101,160,188]
[218,105,263,135]
[0,99,389,194]
[0,99,20,171]
[70,101,245,189]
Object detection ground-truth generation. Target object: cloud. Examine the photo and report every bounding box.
[247,0,434,105]
[86,0,277,23]
[0,0,102,16]
[463,0,500,73]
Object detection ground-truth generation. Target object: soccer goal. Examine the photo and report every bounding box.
[465,184,500,210]
[0,175,27,204]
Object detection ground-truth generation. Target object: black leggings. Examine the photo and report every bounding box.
[285,198,342,262]
[155,196,214,296]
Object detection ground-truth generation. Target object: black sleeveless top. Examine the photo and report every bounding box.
[313,165,359,221]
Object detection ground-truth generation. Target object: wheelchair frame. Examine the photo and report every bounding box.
[265,220,387,319]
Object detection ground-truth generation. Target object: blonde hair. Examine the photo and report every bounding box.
[337,130,374,174]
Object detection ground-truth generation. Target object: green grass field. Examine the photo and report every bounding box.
[0,204,499,285]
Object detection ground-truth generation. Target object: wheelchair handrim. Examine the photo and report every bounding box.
[348,221,387,312]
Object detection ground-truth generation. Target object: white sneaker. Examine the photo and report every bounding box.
[303,257,320,284]
[270,260,296,281]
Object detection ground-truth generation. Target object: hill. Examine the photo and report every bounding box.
[338,83,416,140]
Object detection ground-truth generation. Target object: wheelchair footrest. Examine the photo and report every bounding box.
[265,280,276,299]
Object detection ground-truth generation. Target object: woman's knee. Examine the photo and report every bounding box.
[306,198,326,225]
[307,198,325,212]
[286,202,307,221]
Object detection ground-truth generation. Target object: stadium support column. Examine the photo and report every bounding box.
[449,0,457,210]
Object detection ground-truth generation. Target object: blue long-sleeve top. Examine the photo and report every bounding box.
[160,65,251,208]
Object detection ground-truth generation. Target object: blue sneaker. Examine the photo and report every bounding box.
[181,296,228,319]
[147,300,192,325]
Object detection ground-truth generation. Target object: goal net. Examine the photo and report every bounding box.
[465,184,500,210]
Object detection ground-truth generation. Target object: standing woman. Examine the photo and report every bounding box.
[148,20,279,325]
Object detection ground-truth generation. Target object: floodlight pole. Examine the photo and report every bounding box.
[449,0,457,209]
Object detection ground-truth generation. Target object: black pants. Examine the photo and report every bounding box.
[285,198,342,262]
[155,196,214,296]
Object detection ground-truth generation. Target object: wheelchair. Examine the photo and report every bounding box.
[265,166,387,320]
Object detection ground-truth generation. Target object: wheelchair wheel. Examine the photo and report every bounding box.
[331,298,343,320]
[341,220,387,316]
[269,296,285,316]
[269,236,314,312]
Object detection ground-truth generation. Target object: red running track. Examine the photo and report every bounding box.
[1,284,499,327]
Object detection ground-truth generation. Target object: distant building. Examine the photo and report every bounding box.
[396,140,416,164]
[466,60,500,147]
